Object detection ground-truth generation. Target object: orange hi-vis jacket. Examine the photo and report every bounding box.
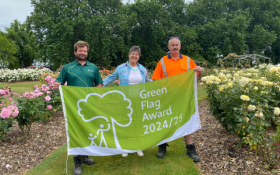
[151,53,200,80]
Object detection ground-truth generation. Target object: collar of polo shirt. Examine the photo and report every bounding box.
[168,53,183,59]
[75,59,88,66]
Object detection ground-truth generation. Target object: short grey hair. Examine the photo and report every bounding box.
[168,38,181,45]
[128,46,141,57]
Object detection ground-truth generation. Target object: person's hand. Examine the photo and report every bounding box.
[193,66,202,72]
[53,82,61,90]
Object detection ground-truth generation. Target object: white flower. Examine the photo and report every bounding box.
[270,67,278,74]
[240,95,250,101]
[208,76,215,81]
[218,73,226,79]
[201,77,208,81]
[240,77,249,85]
[227,83,233,88]
[215,77,221,83]
[246,73,252,77]
[248,105,256,111]
[274,107,280,115]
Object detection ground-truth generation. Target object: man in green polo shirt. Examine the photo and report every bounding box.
[54,41,102,175]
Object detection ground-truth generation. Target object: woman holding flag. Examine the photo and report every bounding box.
[103,46,151,157]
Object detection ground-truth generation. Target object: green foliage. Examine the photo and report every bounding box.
[0,99,14,142]
[23,0,280,67]
[187,0,278,63]
[202,65,280,168]
[16,85,61,137]
[0,33,17,68]
[0,117,13,141]
[27,0,203,69]
[16,97,42,136]
[4,20,40,69]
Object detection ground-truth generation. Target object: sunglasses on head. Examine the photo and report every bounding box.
[170,37,180,40]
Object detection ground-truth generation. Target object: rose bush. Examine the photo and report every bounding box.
[201,64,280,168]
[16,74,61,137]
[0,97,19,141]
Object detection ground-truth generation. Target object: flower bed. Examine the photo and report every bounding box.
[0,73,61,142]
[201,64,280,168]
[0,68,51,82]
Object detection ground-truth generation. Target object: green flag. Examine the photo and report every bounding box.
[60,70,201,156]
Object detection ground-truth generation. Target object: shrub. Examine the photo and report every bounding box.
[0,98,19,142]
[201,64,280,168]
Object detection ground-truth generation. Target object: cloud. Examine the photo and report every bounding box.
[0,0,33,31]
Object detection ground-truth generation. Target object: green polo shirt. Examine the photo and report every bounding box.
[55,60,103,87]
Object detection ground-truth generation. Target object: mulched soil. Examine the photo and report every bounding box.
[0,100,279,175]
[193,100,279,175]
[0,111,66,175]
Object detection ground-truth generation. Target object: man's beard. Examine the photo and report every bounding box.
[76,55,87,61]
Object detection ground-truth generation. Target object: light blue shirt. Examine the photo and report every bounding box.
[103,61,151,86]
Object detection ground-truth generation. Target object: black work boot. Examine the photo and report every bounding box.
[73,156,83,175]
[156,143,169,159]
[186,144,200,163]
[80,155,95,165]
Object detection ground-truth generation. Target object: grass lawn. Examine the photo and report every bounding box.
[27,140,200,175]
[27,86,207,175]
[0,81,41,93]
[197,86,207,103]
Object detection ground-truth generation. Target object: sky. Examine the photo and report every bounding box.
[0,0,192,31]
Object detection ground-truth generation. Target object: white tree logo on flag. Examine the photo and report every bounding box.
[77,90,133,149]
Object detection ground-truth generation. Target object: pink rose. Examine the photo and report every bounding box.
[23,92,30,98]
[45,75,52,82]
[34,85,38,89]
[42,86,49,92]
[44,95,51,101]
[9,98,12,101]
[0,90,9,95]
[34,89,40,93]
[0,107,11,119]
[47,105,52,109]
[8,105,19,117]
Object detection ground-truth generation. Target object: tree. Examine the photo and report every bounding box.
[186,0,250,63]
[125,0,202,68]
[5,20,40,68]
[0,33,17,68]
[28,0,129,69]
[186,0,279,63]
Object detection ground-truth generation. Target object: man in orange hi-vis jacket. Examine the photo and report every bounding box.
[151,37,202,163]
